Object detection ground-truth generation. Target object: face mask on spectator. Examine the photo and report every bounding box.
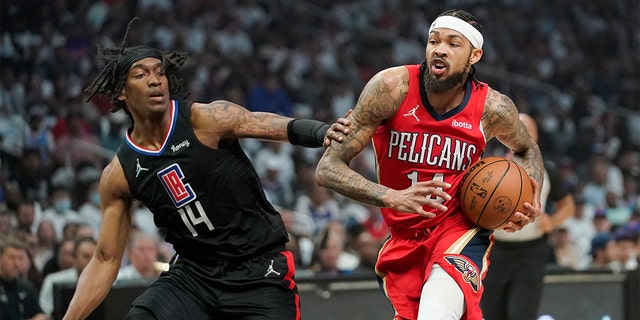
[91,191,100,206]
[55,199,72,212]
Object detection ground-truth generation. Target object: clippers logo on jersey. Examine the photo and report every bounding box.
[444,255,480,292]
[157,163,196,208]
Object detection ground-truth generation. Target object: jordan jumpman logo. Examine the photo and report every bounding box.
[404,105,420,121]
[264,260,281,277]
[136,159,149,178]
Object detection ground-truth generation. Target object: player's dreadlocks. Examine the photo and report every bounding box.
[439,9,484,89]
[84,17,188,114]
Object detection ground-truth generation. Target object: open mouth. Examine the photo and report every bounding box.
[430,59,448,75]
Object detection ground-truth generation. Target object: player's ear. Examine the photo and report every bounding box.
[469,48,483,65]
[118,88,126,101]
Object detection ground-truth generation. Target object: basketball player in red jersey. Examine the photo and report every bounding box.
[316,9,544,320]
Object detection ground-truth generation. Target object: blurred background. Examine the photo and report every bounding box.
[0,0,638,319]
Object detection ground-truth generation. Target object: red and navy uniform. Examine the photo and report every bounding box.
[372,63,493,320]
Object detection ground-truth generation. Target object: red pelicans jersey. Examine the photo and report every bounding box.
[372,63,488,230]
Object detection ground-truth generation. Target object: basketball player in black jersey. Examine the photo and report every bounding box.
[62,19,350,320]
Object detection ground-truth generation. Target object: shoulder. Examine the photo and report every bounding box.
[484,87,515,109]
[358,66,410,121]
[190,100,247,130]
[101,156,131,199]
[482,88,518,120]
[481,88,520,139]
[370,66,410,91]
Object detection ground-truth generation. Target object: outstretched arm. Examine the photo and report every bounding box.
[190,100,348,148]
[63,158,132,320]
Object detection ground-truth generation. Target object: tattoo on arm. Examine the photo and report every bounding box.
[201,101,288,139]
[317,72,407,207]
[482,90,544,189]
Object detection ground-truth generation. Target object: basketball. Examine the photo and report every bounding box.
[460,156,534,230]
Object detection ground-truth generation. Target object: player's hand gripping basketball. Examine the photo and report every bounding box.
[499,177,541,233]
[382,181,452,218]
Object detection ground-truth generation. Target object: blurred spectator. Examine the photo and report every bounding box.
[351,229,381,275]
[33,220,57,272]
[246,73,293,116]
[52,110,101,168]
[622,175,640,212]
[0,237,48,320]
[116,233,161,283]
[604,190,633,228]
[77,179,102,236]
[24,105,56,170]
[0,211,12,236]
[212,16,254,61]
[280,207,314,271]
[253,141,296,186]
[260,160,295,208]
[293,182,342,238]
[39,236,97,316]
[41,239,75,280]
[310,221,359,275]
[549,228,581,270]
[589,232,622,272]
[74,224,95,241]
[580,155,624,209]
[7,148,49,205]
[593,210,612,234]
[15,200,37,234]
[15,231,43,290]
[41,186,82,240]
[614,227,639,270]
[562,197,597,269]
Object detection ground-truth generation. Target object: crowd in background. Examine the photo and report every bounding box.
[0,0,639,316]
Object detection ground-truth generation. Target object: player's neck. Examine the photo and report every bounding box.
[426,86,465,115]
[130,113,173,150]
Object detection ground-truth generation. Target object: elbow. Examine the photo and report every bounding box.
[315,159,331,188]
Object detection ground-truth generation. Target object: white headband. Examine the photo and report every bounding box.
[429,16,483,49]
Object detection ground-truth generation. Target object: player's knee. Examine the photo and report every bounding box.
[126,305,157,320]
[418,265,465,319]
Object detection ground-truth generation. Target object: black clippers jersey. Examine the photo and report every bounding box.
[116,100,288,263]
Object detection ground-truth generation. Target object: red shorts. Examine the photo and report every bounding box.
[375,216,493,320]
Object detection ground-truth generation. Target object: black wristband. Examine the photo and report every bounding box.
[287,119,330,148]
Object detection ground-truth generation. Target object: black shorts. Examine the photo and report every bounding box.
[128,250,300,320]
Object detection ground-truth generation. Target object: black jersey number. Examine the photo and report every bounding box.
[178,200,214,237]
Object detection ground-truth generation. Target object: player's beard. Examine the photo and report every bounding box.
[424,61,470,93]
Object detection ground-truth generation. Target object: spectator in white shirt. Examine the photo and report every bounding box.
[116,233,161,283]
[39,237,96,316]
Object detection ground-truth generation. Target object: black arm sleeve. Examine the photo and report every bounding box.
[287,119,330,148]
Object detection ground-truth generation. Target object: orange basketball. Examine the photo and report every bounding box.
[460,156,534,230]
